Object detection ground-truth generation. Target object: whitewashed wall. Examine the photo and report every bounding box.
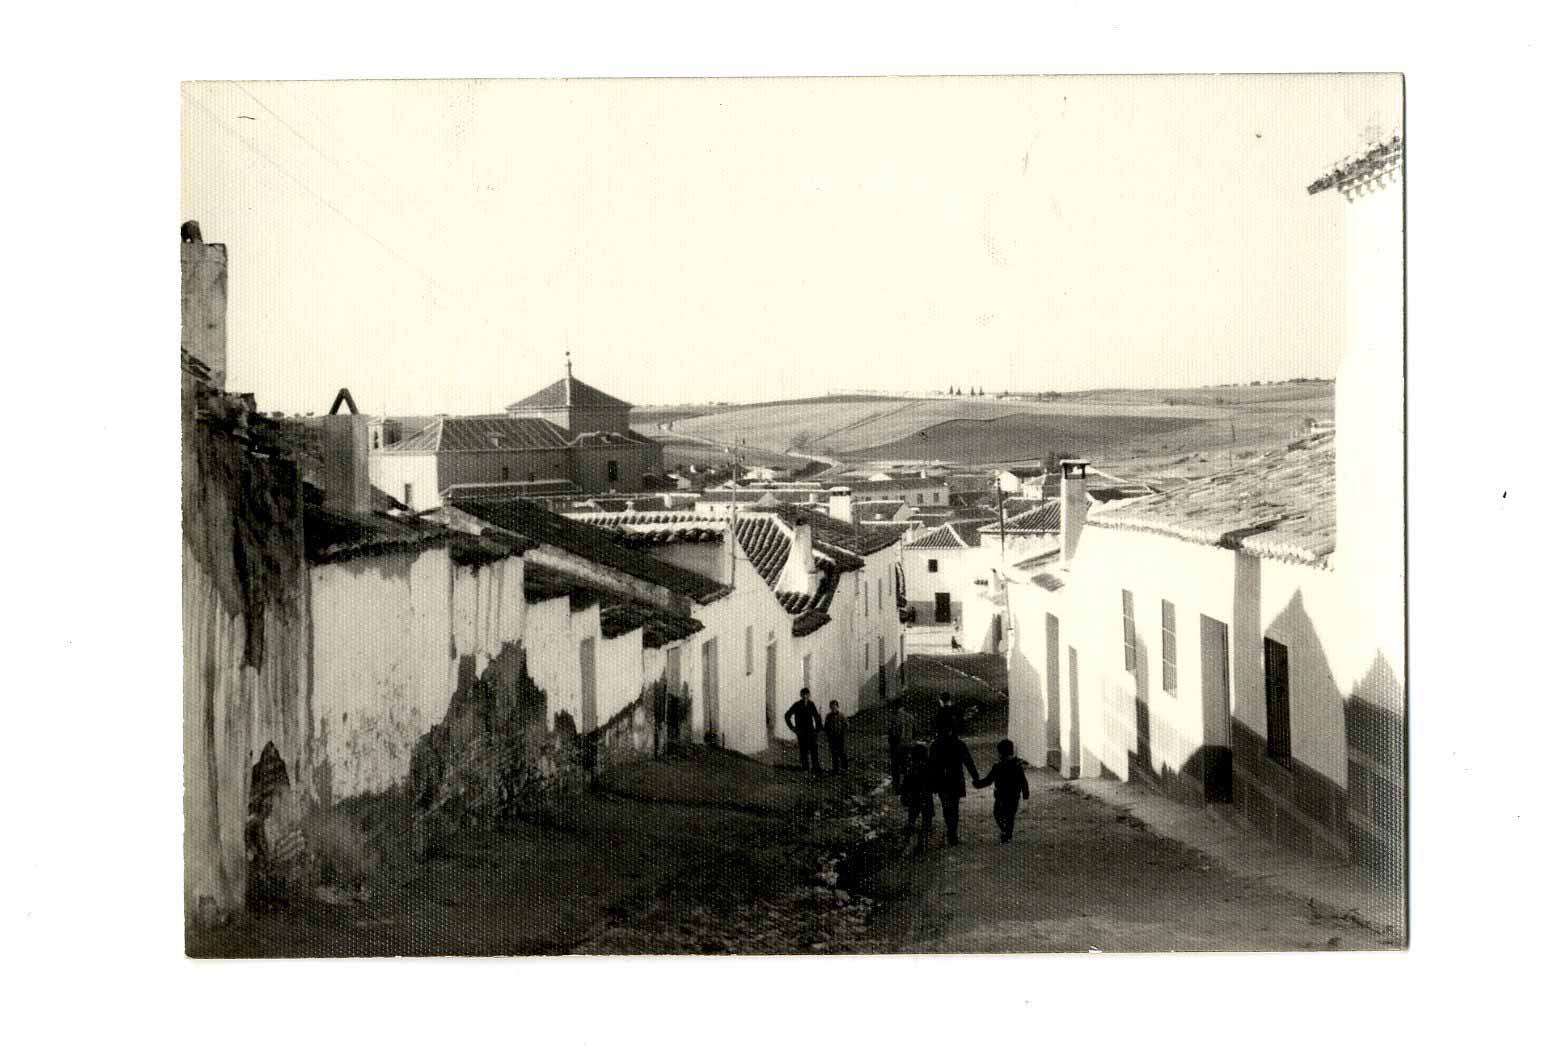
[308,548,454,802]
[369,450,440,511]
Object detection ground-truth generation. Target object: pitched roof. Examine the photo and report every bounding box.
[1087,432,1335,567]
[387,415,577,453]
[907,524,966,549]
[981,500,1066,535]
[303,484,529,567]
[451,499,732,604]
[521,564,702,648]
[507,374,632,411]
[905,518,996,549]
[570,507,897,638]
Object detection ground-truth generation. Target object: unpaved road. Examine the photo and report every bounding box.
[190,655,1394,956]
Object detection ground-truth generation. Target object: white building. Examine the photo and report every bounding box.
[570,504,909,738]
[1003,136,1404,875]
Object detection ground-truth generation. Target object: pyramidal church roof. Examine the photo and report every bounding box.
[506,359,632,412]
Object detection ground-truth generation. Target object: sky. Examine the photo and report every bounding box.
[181,75,1400,415]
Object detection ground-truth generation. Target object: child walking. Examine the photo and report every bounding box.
[899,742,934,855]
[974,738,1031,843]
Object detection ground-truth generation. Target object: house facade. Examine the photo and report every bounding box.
[1003,136,1405,875]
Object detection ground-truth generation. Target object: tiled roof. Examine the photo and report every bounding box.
[563,506,900,636]
[303,481,528,566]
[452,499,732,604]
[568,429,657,448]
[985,500,1066,535]
[1088,433,1335,567]
[1308,136,1403,197]
[951,519,996,548]
[522,564,702,648]
[908,525,965,549]
[906,519,996,549]
[507,374,632,411]
[392,415,578,453]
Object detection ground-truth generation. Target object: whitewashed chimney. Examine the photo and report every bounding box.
[1059,459,1089,566]
[829,486,853,523]
[779,519,819,596]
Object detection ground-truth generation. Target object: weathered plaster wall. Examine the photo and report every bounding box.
[308,548,454,804]
[182,381,311,922]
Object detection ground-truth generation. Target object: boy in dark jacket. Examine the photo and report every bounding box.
[824,700,849,773]
[974,738,1032,842]
[898,742,934,855]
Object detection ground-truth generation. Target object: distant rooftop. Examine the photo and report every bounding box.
[507,373,632,412]
[1308,136,1404,198]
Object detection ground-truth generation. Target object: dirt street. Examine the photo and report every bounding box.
[189,655,1396,956]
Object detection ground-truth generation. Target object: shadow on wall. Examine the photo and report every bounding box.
[1230,587,1352,861]
[1345,651,1406,883]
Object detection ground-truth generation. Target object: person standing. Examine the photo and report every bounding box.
[824,700,849,773]
[887,702,917,788]
[927,719,980,847]
[784,687,824,773]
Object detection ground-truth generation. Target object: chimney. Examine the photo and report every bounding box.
[829,486,853,523]
[319,387,372,515]
[780,519,819,596]
[180,221,228,388]
[1059,459,1089,566]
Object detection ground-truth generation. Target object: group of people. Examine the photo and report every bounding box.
[783,688,849,774]
[784,687,1032,854]
[889,693,1030,853]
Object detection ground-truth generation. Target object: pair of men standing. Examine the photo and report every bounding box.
[784,688,848,773]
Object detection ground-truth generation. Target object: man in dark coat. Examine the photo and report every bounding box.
[784,687,824,772]
[927,720,980,846]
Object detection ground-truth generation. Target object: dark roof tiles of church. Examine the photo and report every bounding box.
[507,374,633,411]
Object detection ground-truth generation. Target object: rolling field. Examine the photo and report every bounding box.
[667,382,1334,479]
[845,412,1209,465]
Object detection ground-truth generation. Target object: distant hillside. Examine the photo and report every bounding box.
[670,381,1333,477]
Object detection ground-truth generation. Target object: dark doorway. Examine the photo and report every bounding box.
[934,592,952,624]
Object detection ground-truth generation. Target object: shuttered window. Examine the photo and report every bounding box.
[1121,590,1137,673]
[745,626,754,675]
[1161,600,1178,693]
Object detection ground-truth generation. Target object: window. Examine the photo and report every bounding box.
[1161,600,1178,693]
[865,642,871,669]
[927,559,939,573]
[403,483,414,509]
[915,493,924,505]
[1264,638,1292,765]
[371,431,381,450]
[1121,589,1137,673]
[501,465,510,480]
[607,460,619,483]
[864,581,870,617]
[745,626,754,675]
[802,653,812,688]
[933,492,940,503]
